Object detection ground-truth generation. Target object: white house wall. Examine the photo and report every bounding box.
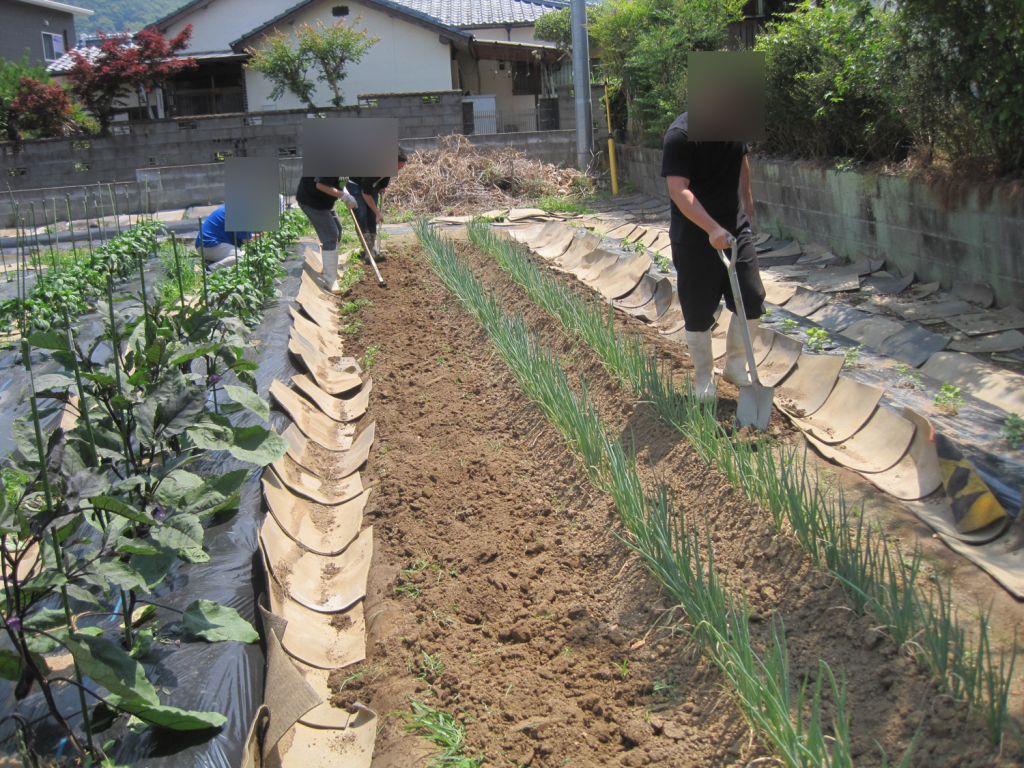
[244,2,454,110]
[475,59,534,114]
[161,0,285,54]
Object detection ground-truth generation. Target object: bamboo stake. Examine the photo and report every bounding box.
[66,195,78,264]
[23,339,94,756]
[109,184,121,236]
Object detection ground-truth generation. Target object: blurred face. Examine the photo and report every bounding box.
[686,51,766,142]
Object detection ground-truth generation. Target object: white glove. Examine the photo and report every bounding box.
[340,189,358,209]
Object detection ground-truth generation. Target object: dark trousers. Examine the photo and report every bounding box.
[345,181,378,238]
[671,229,765,333]
[297,202,342,251]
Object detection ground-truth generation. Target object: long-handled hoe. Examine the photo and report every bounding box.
[347,207,386,288]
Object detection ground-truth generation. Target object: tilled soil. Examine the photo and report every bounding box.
[326,236,1011,768]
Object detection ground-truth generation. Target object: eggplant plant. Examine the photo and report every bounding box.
[0,221,162,338]
[0,218,293,763]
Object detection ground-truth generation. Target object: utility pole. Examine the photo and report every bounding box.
[570,0,592,172]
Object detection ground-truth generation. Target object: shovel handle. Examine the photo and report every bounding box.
[717,237,764,388]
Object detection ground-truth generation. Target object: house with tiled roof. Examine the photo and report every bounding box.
[117,0,569,130]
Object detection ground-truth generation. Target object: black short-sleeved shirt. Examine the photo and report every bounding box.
[296,176,342,210]
[349,177,391,198]
[661,113,749,243]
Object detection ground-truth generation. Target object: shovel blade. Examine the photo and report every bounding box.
[737,383,773,431]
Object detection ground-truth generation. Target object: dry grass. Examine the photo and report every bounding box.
[386,134,591,216]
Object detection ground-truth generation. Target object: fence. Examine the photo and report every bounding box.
[471,109,539,134]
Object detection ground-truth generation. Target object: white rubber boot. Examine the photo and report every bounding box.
[322,248,341,294]
[685,330,717,401]
[723,315,759,387]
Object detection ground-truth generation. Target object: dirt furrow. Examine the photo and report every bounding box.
[331,235,1006,768]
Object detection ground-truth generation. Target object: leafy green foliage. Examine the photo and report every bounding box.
[757,0,1024,172]
[757,1,910,163]
[361,343,381,370]
[805,327,829,352]
[245,18,380,109]
[841,344,864,368]
[1002,414,1024,450]
[533,6,573,48]
[894,363,923,389]
[0,219,162,336]
[589,0,744,146]
[897,0,1024,173]
[0,54,56,141]
[934,382,965,416]
[182,600,259,643]
[0,211,297,759]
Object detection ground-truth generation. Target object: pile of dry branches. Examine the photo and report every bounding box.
[384,134,590,215]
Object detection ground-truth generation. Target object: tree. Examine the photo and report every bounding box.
[1,54,52,141]
[64,26,197,135]
[9,77,76,137]
[245,18,380,110]
[896,0,1024,174]
[534,7,573,48]
[589,0,745,146]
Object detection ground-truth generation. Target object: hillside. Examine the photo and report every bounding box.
[77,0,188,35]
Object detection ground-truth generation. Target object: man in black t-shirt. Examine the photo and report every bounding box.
[661,112,765,401]
[345,146,408,262]
[295,176,358,294]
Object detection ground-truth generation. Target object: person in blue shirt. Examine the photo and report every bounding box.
[194,205,252,271]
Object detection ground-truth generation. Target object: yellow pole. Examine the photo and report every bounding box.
[604,81,619,195]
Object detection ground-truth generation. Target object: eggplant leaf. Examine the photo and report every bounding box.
[182,600,259,643]
[222,385,270,421]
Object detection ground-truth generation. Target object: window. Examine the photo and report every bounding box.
[42,32,65,62]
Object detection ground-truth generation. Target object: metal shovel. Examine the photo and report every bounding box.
[718,237,773,430]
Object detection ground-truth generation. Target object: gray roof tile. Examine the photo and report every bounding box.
[387,0,568,27]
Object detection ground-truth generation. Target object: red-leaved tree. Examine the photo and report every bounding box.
[65,25,197,135]
[9,77,75,137]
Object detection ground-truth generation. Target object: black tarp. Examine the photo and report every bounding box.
[0,250,306,767]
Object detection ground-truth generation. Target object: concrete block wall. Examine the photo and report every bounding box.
[556,84,610,142]
[1,91,463,197]
[612,142,1024,310]
[1,131,577,225]
[612,144,669,202]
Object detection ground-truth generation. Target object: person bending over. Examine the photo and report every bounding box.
[345,146,408,262]
[295,175,358,294]
[662,109,765,401]
[195,205,252,272]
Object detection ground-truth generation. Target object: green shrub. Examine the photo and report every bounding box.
[897,0,1024,174]
[756,0,911,162]
[757,0,1023,172]
[590,0,744,147]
